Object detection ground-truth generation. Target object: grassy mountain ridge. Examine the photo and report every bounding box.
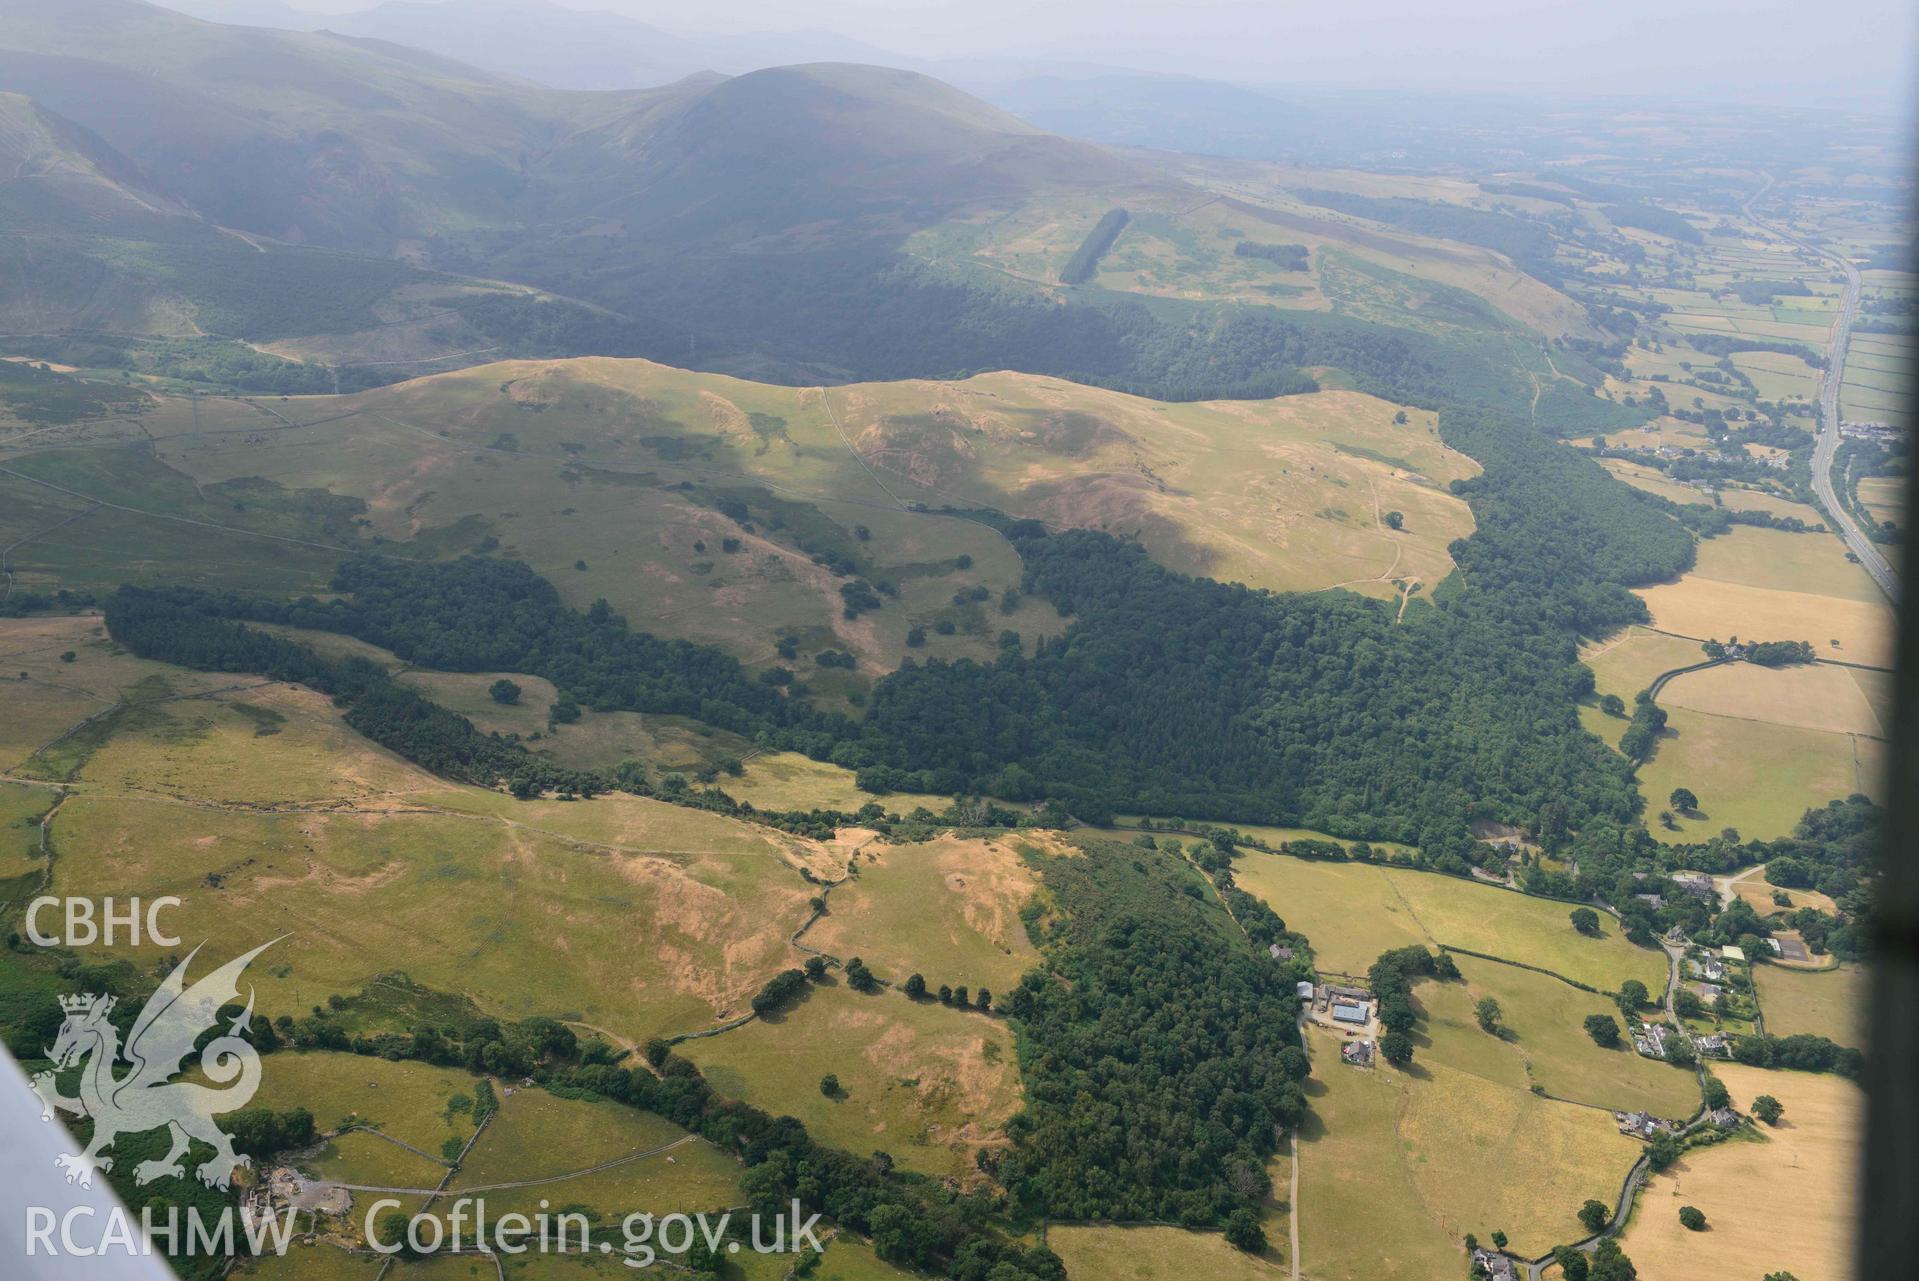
[0,0,1599,393]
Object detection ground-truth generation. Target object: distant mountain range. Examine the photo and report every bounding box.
[0,0,1179,378]
[153,0,927,89]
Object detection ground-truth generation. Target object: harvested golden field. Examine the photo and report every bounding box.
[1621,1065,1861,1281]
[1856,474,1905,527]
[1637,574,1895,669]
[1683,526,1888,601]
[1658,661,1887,737]
[1848,665,1897,731]
[804,833,1042,993]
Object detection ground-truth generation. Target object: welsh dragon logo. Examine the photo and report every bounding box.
[31,939,281,1190]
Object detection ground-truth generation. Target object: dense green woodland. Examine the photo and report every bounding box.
[992,840,1309,1224]
[1058,209,1131,285]
[861,527,1643,840]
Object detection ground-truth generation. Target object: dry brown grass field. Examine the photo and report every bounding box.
[803,833,1042,994]
[1044,1225,1289,1280]
[1732,872,1839,918]
[1856,474,1905,528]
[1620,1065,1861,1281]
[677,984,1021,1180]
[826,374,1477,602]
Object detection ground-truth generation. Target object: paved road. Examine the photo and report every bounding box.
[1740,178,1900,603]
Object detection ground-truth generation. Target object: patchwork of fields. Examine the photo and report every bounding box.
[1590,486,1898,842]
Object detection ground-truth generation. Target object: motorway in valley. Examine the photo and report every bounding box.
[1743,180,1901,603]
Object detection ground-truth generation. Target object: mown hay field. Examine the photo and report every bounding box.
[1658,661,1887,737]
[1636,705,1882,844]
[1580,626,1710,704]
[1231,853,1665,992]
[1753,962,1869,1049]
[1635,526,1896,669]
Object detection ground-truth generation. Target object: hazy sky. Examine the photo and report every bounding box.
[281,0,1918,107]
